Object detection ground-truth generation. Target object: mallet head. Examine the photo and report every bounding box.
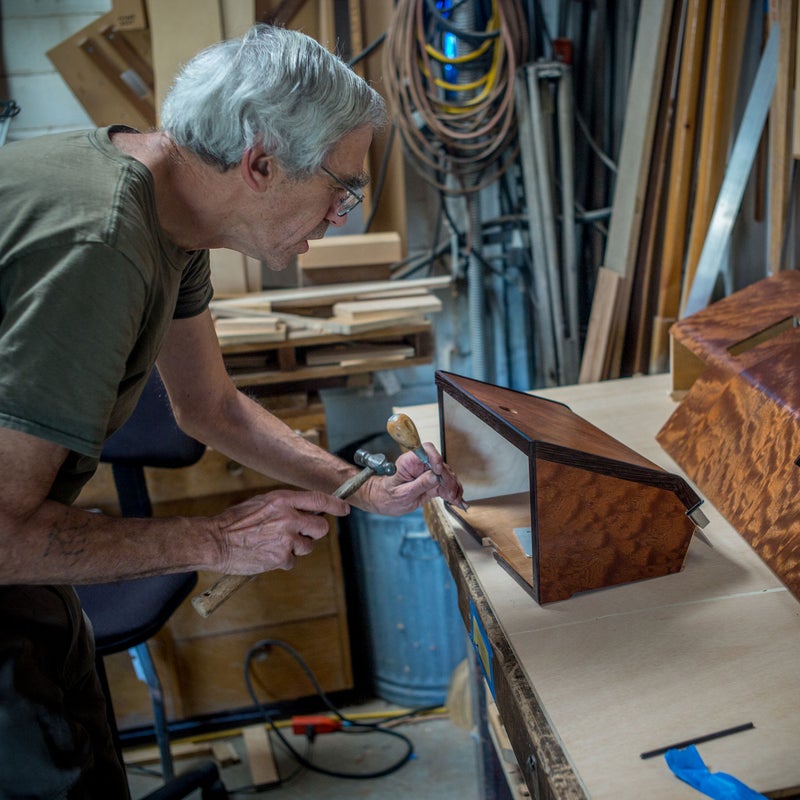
[354,448,396,476]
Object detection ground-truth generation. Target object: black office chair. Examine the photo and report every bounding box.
[76,369,227,799]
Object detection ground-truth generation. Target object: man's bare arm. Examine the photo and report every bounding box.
[155,311,465,513]
[0,426,349,585]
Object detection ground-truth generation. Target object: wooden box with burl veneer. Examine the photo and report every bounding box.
[435,371,707,604]
[657,271,800,601]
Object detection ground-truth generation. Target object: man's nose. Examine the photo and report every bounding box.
[325,205,348,227]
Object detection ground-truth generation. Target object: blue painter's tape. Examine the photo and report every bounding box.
[469,599,495,700]
[665,745,767,799]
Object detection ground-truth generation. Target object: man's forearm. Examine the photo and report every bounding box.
[0,502,216,585]
[188,388,361,497]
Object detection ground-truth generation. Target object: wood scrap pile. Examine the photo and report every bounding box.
[579,0,797,383]
[211,276,449,345]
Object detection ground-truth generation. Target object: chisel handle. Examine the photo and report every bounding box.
[386,413,469,511]
[386,412,424,452]
[387,412,437,476]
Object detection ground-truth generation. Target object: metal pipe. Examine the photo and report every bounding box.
[515,65,558,387]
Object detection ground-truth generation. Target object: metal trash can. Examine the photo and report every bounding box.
[345,506,466,707]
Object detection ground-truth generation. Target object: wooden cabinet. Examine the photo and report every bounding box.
[75,403,353,730]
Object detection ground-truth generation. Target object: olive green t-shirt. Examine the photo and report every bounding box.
[0,126,213,503]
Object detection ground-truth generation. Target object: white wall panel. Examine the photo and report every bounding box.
[1,1,111,140]
[2,15,102,73]
[5,73,93,137]
[3,1,109,17]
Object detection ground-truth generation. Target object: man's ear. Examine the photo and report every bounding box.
[241,145,275,192]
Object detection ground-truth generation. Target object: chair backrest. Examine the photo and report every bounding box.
[102,369,206,469]
[81,368,206,645]
[101,370,206,518]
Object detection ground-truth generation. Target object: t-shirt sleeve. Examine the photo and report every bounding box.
[174,250,213,319]
[0,243,147,456]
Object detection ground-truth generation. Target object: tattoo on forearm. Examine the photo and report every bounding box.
[44,520,90,561]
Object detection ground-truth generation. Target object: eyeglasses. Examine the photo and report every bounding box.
[320,165,364,217]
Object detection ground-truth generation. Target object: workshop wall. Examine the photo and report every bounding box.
[0,0,779,403]
[1,0,107,139]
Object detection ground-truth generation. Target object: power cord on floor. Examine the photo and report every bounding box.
[130,640,448,796]
[243,638,418,782]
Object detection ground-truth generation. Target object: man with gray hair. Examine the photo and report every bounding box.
[0,24,464,798]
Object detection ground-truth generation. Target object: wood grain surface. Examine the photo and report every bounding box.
[670,270,800,367]
[659,272,800,598]
[437,371,699,604]
[658,336,800,598]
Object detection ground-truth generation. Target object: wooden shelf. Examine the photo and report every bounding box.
[221,321,433,388]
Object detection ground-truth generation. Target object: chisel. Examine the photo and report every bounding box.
[386,412,468,511]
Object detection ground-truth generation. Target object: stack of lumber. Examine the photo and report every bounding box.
[579,0,796,383]
[211,276,449,344]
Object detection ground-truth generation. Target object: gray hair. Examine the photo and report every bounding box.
[160,24,386,175]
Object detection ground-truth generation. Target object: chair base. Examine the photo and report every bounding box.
[129,643,175,781]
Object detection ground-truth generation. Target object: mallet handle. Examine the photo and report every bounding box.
[191,466,374,618]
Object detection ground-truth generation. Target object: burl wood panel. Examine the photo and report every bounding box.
[437,371,700,604]
[452,472,693,605]
[658,332,800,599]
[535,461,694,602]
[658,272,800,600]
[669,270,800,392]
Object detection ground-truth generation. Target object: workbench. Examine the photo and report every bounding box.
[397,374,800,800]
